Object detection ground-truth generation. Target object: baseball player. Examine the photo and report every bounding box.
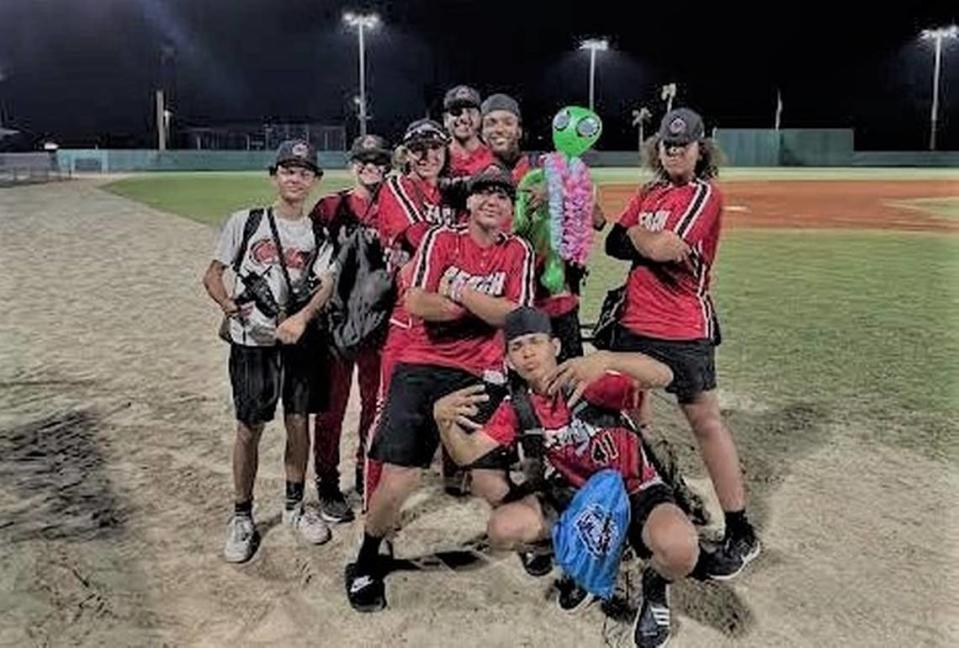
[605,107,760,580]
[310,134,392,521]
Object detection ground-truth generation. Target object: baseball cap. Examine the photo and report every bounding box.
[504,307,553,343]
[348,134,392,163]
[657,108,705,145]
[444,85,482,111]
[468,164,516,200]
[481,93,522,121]
[271,139,321,174]
[402,118,450,147]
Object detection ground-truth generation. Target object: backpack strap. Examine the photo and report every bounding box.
[231,208,264,273]
[265,208,295,300]
[508,379,550,492]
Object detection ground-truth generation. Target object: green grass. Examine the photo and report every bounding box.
[103,170,959,462]
[580,229,959,462]
[104,171,355,226]
[104,168,959,227]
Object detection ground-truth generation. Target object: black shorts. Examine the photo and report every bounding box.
[534,480,675,559]
[610,324,716,404]
[229,342,319,426]
[368,363,508,469]
[550,306,584,364]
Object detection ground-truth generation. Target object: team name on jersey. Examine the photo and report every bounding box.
[441,266,507,296]
[638,210,670,231]
[542,418,620,469]
[424,204,457,225]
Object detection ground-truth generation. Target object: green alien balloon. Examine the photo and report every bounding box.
[551,106,602,158]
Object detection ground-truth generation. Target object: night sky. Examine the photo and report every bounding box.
[0,0,956,150]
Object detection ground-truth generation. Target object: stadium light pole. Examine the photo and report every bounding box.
[920,25,958,151]
[579,38,608,112]
[343,11,380,137]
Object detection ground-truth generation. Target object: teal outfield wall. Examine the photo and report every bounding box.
[57,149,348,173]
[715,129,855,166]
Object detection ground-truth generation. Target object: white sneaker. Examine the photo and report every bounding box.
[223,515,257,563]
[283,504,332,545]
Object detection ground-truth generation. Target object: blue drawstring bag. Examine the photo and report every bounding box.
[551,469,631,600]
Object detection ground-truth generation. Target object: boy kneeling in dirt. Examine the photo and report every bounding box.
[203,140,337,563]
[433,307,699,648]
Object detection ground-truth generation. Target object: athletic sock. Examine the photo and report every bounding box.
[285,481,305,511]
[234,500,253,518]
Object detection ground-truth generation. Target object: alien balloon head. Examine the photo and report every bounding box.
[551,106,602,159]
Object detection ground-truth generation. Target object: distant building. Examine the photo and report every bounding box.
[180,123,346,151]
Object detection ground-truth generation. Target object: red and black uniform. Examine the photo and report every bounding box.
[448,141,496,178]
[605,178,724,403]
[482,372,673,555]
[364,174,458,503]
[309,189,382,485]
[375,174,458,394]
[397,225,535,375]
[367,224,534,471]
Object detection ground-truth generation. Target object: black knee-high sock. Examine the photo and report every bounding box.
[286,481,305,511]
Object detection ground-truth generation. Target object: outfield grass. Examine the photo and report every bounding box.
[104,171,355,226]
[102,170,959,462]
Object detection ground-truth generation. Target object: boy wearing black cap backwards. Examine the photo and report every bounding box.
[203,140,338,563]
[345,167,535,613]
[433,307,700,648]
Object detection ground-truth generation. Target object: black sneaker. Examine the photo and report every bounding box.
[318,482,355,524]
[345,562,386,613]
[518,548,553,577]
[556,575,595,614]
[633,567,670,648]
[701,525,761,581]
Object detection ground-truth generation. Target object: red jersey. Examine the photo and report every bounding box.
[483,373,661,494]
[509,153,535,186]
[398,224,535,375]
[311,189,376,228]
[377,174,458,329]
[377,174,457,271]
[448,141,496,177]
[616,179,723,340]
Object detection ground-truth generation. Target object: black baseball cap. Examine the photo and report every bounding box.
[481,93,521,121]
[468,165,516,200]
[657,108,705,145]
[402,118,450,147]
[504,307,553,343]
[271,139,321,174]
[348,134,392,163]
[444,85,482,111]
